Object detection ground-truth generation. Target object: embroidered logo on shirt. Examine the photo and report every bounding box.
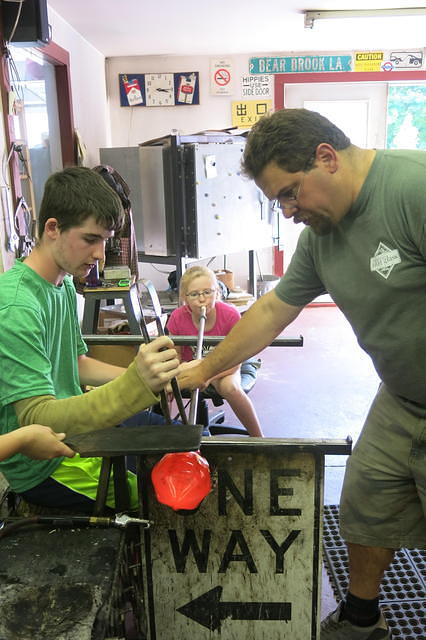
[370,242,401,279]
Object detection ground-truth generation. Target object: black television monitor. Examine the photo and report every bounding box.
[1,0,50,46]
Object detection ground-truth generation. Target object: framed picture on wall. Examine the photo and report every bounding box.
[119,74,145,106]
[119,72,199,107]
[175,71,199,105]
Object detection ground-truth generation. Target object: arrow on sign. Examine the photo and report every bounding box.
[177,586,291,630]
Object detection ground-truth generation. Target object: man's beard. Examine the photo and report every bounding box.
[310,214,334,236]
[294,211,335,236]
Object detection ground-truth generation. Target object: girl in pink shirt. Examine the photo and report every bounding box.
[167,266,263,437]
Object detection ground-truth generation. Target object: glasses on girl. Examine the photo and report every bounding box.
[186,288,216,300]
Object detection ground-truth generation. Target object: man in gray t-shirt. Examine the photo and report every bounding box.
[179,108,426,640]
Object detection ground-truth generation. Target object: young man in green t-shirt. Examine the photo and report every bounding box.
[0,166,179,513]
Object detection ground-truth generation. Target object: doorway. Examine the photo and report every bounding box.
[9,45,63,217]
[0,38,75,236]
[281,81,387,273]
[273,71,426,272]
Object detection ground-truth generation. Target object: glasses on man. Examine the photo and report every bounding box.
[186,288,216,300]
[272,173,305,211]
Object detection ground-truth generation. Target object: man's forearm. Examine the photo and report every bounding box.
[208,365,240,383]
[200,291,302,381]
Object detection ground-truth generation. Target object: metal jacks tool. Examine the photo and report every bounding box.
[139,279,188,424]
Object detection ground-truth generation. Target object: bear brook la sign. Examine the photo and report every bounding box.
[249,55,352,74]
[139,443,326,640]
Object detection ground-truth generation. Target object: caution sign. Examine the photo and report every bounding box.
[139,442,325,639]
[354,51,384,72]
[232,100,272,129]
[210,58,234,95]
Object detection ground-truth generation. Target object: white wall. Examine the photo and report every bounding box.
[48,8,109,168]
[105,54,274,290]
[0,11,109,279]
[0,9,273,289]
[106,55,261,144]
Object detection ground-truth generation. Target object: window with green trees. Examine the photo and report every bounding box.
[386,84,426,149]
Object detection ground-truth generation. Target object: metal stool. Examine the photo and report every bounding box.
[81,283,143,335]
[94,454,130,515]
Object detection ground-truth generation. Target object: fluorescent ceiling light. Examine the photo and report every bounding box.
[304,8,426,29]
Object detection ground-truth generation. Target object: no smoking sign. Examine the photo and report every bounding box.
[214,68,231,86]
[211,58,233,95]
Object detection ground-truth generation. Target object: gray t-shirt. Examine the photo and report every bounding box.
[275,149,426,415]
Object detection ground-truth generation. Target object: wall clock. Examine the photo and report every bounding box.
[145,73,175,106]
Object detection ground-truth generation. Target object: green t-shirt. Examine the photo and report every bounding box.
[0,259,87,490]
[275,149,426,414]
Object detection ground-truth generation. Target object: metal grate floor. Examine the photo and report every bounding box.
[323,505,426,640]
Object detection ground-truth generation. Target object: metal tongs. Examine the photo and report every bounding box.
[139,279,207,426]
[139,279,188,423]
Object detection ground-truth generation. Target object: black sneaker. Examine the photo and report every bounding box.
[321,602,391,639]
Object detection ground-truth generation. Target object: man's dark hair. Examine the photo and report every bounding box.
[242,108,351,179]
[38,166,125,237]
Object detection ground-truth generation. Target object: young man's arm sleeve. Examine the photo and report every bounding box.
[14,361,159,435]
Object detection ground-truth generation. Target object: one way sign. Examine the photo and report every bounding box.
[139,439,330,639]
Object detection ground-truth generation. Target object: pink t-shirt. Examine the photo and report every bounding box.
[167,300,241,362]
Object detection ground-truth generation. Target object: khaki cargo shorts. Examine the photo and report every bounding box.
[340,384,426,549]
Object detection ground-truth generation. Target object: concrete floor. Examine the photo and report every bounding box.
[217,303,381,618]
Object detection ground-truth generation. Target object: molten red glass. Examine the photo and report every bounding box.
[151,451,211,511]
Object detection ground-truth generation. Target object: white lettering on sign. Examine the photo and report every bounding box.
[289,56,346,72]
[250,55,352,74]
